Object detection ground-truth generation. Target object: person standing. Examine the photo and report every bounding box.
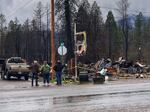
[31,60,40,87]
[53,60,64,85]
[40,61,51,86]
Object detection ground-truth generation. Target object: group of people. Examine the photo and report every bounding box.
[30,60,64,87]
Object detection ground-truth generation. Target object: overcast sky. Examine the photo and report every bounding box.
[0,0,150,23]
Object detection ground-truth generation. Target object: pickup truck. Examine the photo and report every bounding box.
[1,57,30,80]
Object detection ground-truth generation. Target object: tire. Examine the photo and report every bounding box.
[1,72,5,80]
[25,76,29,81]
[6,73,10,80]
[4,70,10,80]
[17,76,21,80]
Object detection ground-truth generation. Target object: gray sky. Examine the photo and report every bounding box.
[0,0,150,23]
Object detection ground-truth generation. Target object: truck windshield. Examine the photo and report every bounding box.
[8,59,25,63]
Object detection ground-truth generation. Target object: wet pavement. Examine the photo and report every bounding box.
[0,78,150,112]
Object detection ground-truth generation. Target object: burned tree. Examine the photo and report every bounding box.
[117,0,129,61]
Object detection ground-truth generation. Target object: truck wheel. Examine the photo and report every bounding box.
[4,70,10,80]
[25,76,29,81]
[17,76,21,80]
[6,74,10,80]
[1,72,5,80]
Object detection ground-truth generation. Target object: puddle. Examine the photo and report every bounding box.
[53,89,150,104]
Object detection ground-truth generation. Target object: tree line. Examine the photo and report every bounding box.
[0,0,150,63]
[55,0,150,64]
[0,2,51,62]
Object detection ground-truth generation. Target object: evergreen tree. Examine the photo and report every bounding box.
[105,11,118,59]
[55,0,79,61]
[5,20,16,56]
[76,0,90,32]
[134,12,143,48]
[0,13,6,56]
[90,1,103,61]
[0,13,6,31]
[76,0,91,62]
[134,12,148,61]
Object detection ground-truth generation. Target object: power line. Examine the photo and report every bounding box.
[100,6,150,14]
[7,0,36,18]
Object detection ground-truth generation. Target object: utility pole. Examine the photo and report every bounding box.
[50,0,56,79]
[46,4,49,62]
[74,22,77,81]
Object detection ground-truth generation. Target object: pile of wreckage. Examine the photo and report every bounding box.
[65,57,150,84]
[116,57,150,78]
[89,57,150,78]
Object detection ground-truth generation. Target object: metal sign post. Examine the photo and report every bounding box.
[61,43,64,64]
[74,22,87,81]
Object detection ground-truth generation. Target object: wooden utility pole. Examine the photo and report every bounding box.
[74,22,77,81]
[50,0,56,79]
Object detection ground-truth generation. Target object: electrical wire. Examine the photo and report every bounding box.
[7,0,36,18]
[100,6,150,15]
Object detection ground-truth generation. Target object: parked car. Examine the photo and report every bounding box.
[1,57,30,80]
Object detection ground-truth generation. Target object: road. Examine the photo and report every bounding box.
[0,79,150,112]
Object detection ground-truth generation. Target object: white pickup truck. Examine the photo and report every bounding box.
[1,57,30,80]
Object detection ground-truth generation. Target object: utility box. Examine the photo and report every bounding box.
[93,75,105,84]
[79,71,89,84]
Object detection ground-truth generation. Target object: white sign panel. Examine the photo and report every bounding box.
[58,46,67,56]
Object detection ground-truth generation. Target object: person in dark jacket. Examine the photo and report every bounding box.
[53,60,64,85]
[31,60,40,87]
